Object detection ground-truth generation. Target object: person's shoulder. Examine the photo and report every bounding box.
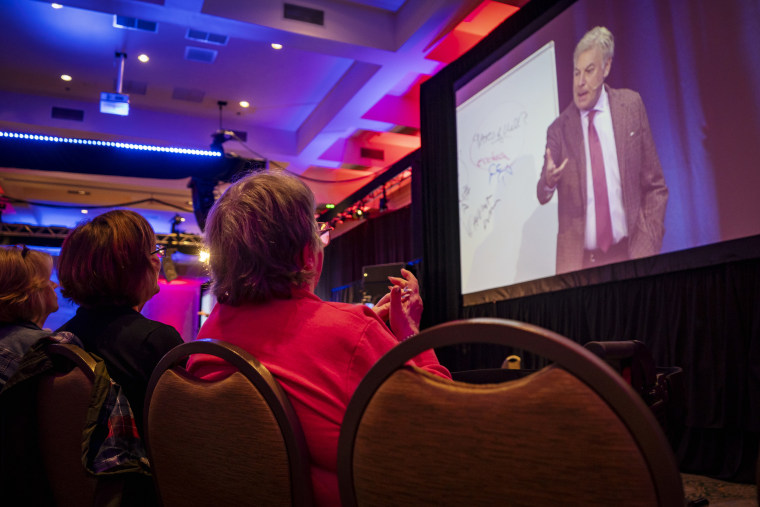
[145,318,182,339]
[318,298,379,322]
[126,312,182,343]
[306,298,389,335]
[550,102,579,129]
[0,323,51,347]
[607,86,642,105]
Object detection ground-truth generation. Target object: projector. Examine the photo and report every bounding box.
[100,92,130,116]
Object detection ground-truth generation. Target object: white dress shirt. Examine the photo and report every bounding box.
[581,87,627,250]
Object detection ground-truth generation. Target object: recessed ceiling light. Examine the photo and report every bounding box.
[239,101,250,108]
[51,3,63,9]
[271,43,283,50]
[138,54,149,63]
[60,74,72,81]
[81,209,88,214]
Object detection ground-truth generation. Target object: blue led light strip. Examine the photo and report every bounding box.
[0,131,221,157]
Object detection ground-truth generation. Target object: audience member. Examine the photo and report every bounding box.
[0,245,61,385]
[56,209,183,432]
[186,171,451,506]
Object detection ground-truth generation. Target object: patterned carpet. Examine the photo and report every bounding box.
[682,473,758,506]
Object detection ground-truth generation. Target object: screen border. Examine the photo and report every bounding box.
[419,0,760,322]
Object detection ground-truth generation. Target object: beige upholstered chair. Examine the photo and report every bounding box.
[36,343,106,507]
[144,339,313,507]
[338,318,685,507]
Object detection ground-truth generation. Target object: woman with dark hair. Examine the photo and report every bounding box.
[187,171,450,506]
[0,245,60,385]
[56,209,183,431]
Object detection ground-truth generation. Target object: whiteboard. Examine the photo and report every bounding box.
[456,41,560,295]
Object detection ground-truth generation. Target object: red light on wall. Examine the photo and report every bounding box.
[426,1,519,64]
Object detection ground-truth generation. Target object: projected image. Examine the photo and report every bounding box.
[451,0,760,300]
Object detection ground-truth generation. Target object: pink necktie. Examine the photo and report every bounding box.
[588,110,613,252]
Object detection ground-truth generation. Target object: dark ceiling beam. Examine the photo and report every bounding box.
[316,149,418,223]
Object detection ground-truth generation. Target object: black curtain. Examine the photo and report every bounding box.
[315,206,416,303]
[449,257,760,483]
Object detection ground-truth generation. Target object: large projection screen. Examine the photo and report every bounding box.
[420,0,760,313]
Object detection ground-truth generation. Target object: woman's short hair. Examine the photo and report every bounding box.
[58,209,156,308]
[574,26,614,67]
[0,245,53,324]
[205,170,320,305]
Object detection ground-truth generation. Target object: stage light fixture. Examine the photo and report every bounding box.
[162,248,178,282]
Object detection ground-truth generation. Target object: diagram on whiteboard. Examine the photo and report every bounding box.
[456,41,560,295]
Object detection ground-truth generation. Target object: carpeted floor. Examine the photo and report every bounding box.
[682,473,758,506]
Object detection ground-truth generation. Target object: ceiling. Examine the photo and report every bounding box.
[0,0,521,235]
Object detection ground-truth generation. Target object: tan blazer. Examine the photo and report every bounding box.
[537,85,668,273]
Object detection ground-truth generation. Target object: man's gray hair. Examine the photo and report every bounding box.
[574,26,614,66]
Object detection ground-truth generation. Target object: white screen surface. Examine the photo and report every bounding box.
[456,42,560,295]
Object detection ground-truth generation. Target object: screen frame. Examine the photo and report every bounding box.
[419,0,760,324]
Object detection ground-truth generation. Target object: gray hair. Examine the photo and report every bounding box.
[204,170,321,305]
[574,26,614,66]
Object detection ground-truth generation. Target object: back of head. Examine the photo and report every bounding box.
[0,245,53,324]
[58,209,156,308]
[204,170,320,305]
[574,26,615,66]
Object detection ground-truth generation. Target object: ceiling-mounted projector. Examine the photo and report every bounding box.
[101,51,129,116]
[100,92,129,116]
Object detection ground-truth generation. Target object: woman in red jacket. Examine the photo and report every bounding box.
[187,171,450,506]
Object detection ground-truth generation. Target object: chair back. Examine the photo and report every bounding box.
[144,339,312,507]
[36,343,99,507]
[338,318,685,507]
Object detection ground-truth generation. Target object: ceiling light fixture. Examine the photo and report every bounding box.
[271,43,283,50]
[60,74,72,81]
[239,101,250,108]
[138,54,149,63]
[51,3,63,9]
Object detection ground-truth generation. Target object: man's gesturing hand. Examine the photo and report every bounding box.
[545,148,568,188]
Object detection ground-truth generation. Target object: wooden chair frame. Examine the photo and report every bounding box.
[38,343,100,507]
[337,318,685,507]
[46,342,98,379]
[144,338,313,506]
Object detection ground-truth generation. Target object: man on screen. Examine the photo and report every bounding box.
[537,26,668,274]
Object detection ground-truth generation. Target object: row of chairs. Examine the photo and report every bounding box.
[36,318,737,506]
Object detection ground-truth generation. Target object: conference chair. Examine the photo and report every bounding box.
[37,343,123,507]
[338,318,685,506]
[143,339,313,507]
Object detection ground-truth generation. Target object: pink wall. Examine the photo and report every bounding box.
[142,277,204,342]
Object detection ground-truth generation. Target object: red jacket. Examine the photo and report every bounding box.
[187,288,450,506]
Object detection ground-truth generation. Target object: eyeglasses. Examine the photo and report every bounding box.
[150,245,167,258]
[318,222,333,247]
